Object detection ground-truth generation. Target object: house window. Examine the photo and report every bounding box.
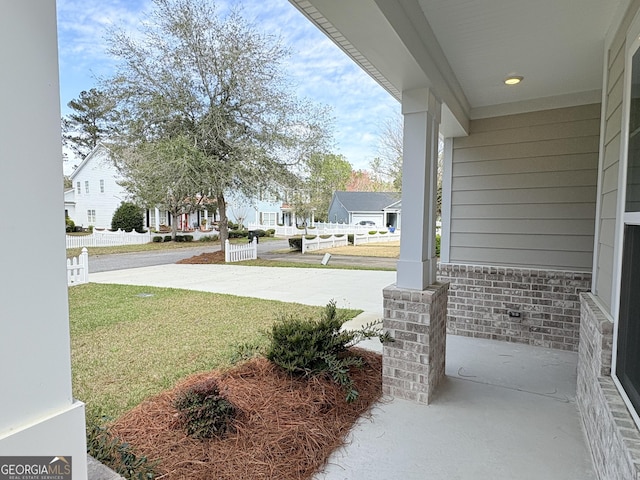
[87,209,96,224]
[76,181,81,194]
[261,212,277,226]
[149,209,156,227]
[616,44,640,425]
[100,179,105,193]
[85,181,89,194]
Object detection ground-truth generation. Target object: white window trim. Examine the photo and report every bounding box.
[611,11,640,431]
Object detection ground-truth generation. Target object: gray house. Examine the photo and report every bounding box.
[327,191,401,228]
[292,0,640,478]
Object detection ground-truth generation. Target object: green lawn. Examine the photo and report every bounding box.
[69,283,361,419]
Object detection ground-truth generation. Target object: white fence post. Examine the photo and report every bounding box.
[79,247,88,284]
[224,239,230,262]
[67,247,89,286]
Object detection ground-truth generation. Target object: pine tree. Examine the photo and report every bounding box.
[62,88,116,160]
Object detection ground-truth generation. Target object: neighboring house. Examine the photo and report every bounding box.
[236,189,316,228]
[65,144,214,232]
[294,1,640,478]
[226,189,285,228]
[327,191,401,228]
[65,144,129,229]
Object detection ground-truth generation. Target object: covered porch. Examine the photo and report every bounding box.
[292,0,640,479]
[315,334,595,480]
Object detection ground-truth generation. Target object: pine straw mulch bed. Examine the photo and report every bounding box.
[111,348,382,480]
[176,250,226,264]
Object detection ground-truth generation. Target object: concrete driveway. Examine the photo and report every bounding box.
[89,264,396,316]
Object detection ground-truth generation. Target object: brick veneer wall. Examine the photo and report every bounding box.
[437,263,592,352]
[577,293,640,480]
[382,282,449,405]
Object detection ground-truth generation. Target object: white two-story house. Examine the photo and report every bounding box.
[64,143,129,229]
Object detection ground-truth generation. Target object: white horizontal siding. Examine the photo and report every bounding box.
[449,104,599,271]
[70,148,128,229]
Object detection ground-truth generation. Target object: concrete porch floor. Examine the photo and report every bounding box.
[314,334,596,480]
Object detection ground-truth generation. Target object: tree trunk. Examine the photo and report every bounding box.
[171,211,179,240]
[217,193,228,252]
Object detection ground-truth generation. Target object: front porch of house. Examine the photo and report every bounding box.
[315,333,596,480]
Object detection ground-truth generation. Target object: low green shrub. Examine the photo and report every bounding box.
[266,301,393,403]
[65,217,75,233]
[347,234,354,244]
[229,229,248,238]
[335,234,344,238]
[378,231,387,234]
[368,230,377,235]
[152,236,163,243]
[254,229,267,237]
[111,202,145,233]
[266,229,276,236]
[164,235,172,242]
[174,378,236,440]
[320,234,331,239]
[86,414,158,480]
[199,234,219,242]
[183,235,194,242]
[436,233,441,257]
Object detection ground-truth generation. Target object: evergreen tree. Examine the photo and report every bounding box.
[62,88,117,160]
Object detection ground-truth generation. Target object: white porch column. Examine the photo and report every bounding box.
[0,2,87,477]
[155,207,161,231]
[397,88,441,290]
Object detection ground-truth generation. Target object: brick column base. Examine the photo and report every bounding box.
[382,282,449,404]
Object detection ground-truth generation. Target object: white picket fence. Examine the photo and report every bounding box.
[247,222,389,237]
[224,238,258,262]
[353,231,401,246]
[67,247,88,286]
[66,229,151,248]
[302,234,349,253]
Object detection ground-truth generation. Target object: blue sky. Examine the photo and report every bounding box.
[56,0,400,174]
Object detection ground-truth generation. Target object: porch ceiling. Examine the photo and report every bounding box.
[290,0,623,136]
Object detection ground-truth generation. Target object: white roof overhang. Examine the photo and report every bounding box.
[290,0,625,137]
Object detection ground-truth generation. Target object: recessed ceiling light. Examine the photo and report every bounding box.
[504,75,523,85]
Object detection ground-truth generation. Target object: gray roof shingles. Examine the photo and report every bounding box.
[334,191,400,212]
